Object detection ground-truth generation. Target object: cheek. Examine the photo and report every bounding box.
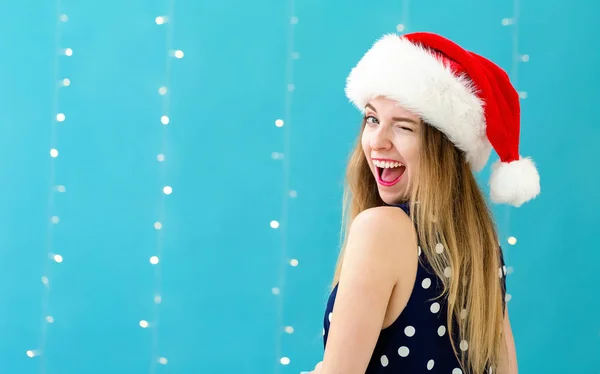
[361,131,370,153]
[398,138,421,171]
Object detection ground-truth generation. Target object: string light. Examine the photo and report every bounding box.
[147,2,176,372]
[30,4,71,370]
[273,1,299,371]
[397,0,411,34]
[500,0,525,300]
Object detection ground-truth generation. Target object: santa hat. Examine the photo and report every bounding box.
[345,32,540,207]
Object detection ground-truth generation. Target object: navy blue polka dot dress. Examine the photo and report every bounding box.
[322,202,507,373]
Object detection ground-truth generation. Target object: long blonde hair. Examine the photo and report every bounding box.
[332,119,508,373]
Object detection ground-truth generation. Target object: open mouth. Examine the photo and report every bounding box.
[374,160,406,186]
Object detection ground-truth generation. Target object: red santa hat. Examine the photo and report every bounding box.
[345,32,541,207]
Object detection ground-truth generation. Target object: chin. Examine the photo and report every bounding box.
[377,189,408,206]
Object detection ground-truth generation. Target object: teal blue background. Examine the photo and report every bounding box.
[0,0,598,373]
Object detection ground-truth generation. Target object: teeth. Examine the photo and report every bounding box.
[373,160,403,168]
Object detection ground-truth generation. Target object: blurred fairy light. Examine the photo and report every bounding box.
[26,350,41,358]
[274,3,299,372]
[33,7,71,368]
[147,6,176,372]
[499,0,526,296]
[501,18,515,26]
[397,0,410,34]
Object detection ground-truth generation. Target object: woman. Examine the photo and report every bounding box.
[304,32,540,373]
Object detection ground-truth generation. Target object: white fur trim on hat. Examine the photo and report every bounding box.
[489,157,541,207]
[345,34,492,171]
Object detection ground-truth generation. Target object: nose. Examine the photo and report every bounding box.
[370,125,393,151]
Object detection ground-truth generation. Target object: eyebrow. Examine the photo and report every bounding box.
[365,104,420,125]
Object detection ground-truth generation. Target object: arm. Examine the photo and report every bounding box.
[320,207,417,374]
[503,306,518,373]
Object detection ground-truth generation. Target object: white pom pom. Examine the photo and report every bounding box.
[489,157,540,207]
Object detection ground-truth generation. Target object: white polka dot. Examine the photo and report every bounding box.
[398,346,409,357]
[404,326,415,337]
[322,327,325,336]
[452,368,463,374]
[444,267,452,278]
[430,302,440,313]
[505,294,512,302]
[380,355,389,367]
[503,265,507,275]
[328,312,332,322]
[437,325,446,336]
[460,340,469,351]
[499,267,503,278]
[488,367,494,373]
[427,359,434,370]
[422,278,431,289]
[418,246,422,256]
[435,242,444,253]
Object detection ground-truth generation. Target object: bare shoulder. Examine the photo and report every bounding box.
[349,206,417,252]
[321,206,418,373]
[341,205,418,290]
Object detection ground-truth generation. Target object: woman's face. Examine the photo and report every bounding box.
[361,96,422,205]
